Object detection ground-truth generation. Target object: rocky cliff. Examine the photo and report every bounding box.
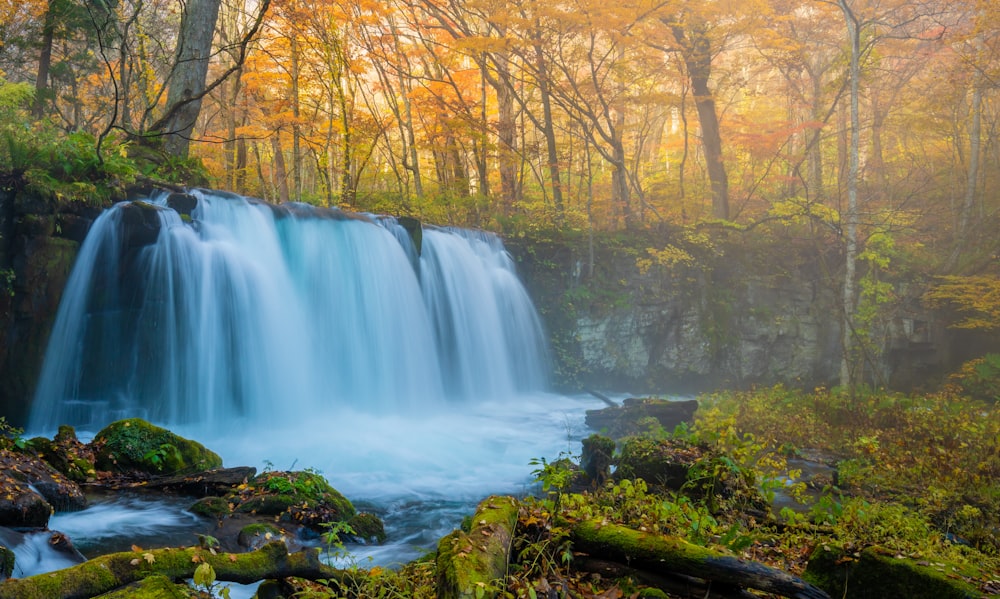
[508,229,973,395]
[0,189,101,426]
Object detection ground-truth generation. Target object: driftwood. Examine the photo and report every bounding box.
[436,495,519,599]
[0,541,338,599]
[570,519,830,599]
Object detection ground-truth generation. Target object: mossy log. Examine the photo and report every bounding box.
[570,519,830,599]
[803,544,981,599]
[436,495,519,599]
[0,541,339,599]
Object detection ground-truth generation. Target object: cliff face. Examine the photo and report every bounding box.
[0,189,98,426]
[508,230,964,395]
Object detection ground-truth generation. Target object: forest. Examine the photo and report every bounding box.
[2,0,1000,598]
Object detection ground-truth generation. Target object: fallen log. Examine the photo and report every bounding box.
[569,519,830,599]
[436,495,519,599]
[0,540,339,599]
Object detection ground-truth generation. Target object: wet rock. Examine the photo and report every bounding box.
[118,200,164,249]
[348,512,387,543]
[0,486,50,529]
[145,466,256,497]
[0,449,86,518]
[165,192,198,218]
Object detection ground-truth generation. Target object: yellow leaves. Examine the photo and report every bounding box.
[924,275,1000,331]
[767,197,839,226]
[144,552,155,564]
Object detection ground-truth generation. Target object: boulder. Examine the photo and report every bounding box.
[91,418,222,476]
[0,449,86,524]
[144,466,256,497]
[231,470,356,530]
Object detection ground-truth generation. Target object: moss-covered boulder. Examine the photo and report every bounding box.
[189,496,232,519]
[230,470,358,532]
[348,512,387,544]
[615,437,768,515]
[91,419,222,475]
[615,436,703,490]
[26,426,96,483]
[803,544,982,599]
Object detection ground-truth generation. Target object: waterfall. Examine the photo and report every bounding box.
[29,189,551,433]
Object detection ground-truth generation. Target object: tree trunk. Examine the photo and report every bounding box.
[671,24,729,220]
[837,0,860,390]
[32,0,57,120]
[570,519,830,599]
[271,134,291,204]
[951,28,984,268]
[533,32,565,221]
[0,542,338,599]
[158,0,223,157]
[495,51,518,216]
[436,496,519,599]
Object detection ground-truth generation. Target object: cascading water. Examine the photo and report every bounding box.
[27,189,599,569]
[30,189,551,432]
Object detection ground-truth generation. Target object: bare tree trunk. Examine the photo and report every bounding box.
[159,0,223,157]
[32,0,57,120]
[838,0,861,390]
[271,134,290,204]
[533,30,565,221]
[495,51,518,216]
[952,29,984,266]
[671,23,729,220]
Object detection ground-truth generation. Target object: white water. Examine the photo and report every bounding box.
[23,189,601,573]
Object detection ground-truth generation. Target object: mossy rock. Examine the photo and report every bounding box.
[26,426,96,483]
[348,512,386,543]
[581,434,615,483]
[0,545,14,579]
[803,544,981,599]
[92,419,222,475]
[682,454,769,515]
[189,496,232,519]
[229,470,355,530]
[615,436,703,490]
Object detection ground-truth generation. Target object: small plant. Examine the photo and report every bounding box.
[319,520,356,565]
[529,452,577,512]
[192,562,231,599]
[0,417,26,451]
[142,442,182,472]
